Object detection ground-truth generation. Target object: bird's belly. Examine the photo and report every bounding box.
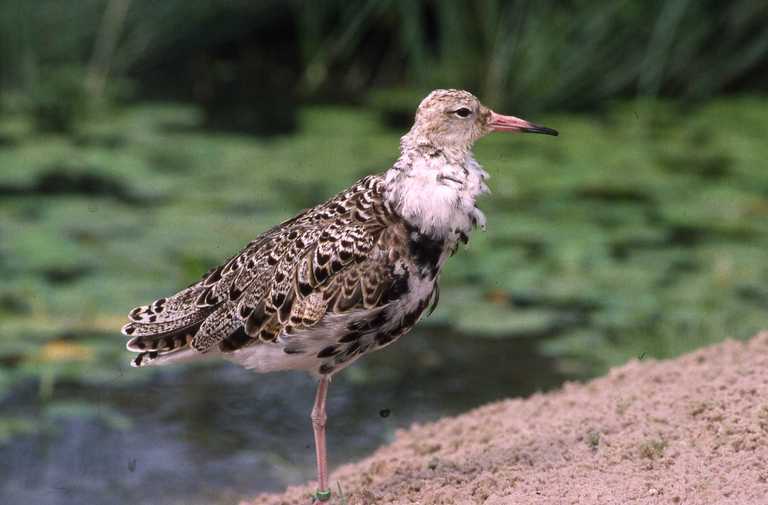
[317,272,438,375]
[228,273,438,378]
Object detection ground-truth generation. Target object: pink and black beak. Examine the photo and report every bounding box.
[488,111,558,136]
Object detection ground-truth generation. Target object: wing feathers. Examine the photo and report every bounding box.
[123,175,407,362]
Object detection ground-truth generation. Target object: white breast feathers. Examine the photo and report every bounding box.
[384,149,489,239]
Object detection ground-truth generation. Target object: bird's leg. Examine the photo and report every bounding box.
[311,377,331,502]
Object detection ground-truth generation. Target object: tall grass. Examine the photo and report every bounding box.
[1,0,767,116]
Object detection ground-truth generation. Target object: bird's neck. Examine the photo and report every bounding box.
[383,134,490,240]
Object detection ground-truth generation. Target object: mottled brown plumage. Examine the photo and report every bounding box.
[123,175,435,373]
[121,89,557,502]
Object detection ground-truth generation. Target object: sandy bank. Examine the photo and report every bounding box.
[244,332,768,505]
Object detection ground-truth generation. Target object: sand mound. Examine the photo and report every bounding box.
[243,332,768,505]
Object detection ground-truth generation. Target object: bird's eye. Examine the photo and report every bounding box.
[454,107,472,118]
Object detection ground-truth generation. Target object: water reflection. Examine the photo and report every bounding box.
[0,329,567,505]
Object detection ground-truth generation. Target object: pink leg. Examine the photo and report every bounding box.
[311,377,331,502]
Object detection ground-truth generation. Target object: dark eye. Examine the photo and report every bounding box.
[454,107,472,118]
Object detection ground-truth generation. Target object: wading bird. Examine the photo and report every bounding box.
[122,89,557,503]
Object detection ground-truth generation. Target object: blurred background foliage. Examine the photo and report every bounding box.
[1,1,767,504]
[3,0,768,130]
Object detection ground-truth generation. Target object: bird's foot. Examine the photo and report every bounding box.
[312,489,331,502]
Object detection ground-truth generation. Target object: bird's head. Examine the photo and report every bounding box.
[407,89,558,152]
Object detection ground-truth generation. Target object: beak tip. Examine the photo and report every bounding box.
[521,125,559,137]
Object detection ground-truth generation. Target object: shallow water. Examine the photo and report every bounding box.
[0,329,566,505]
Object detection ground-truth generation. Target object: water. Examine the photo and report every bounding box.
[0,329,566,505]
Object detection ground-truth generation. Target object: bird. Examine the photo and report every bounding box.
[121,89,557,503]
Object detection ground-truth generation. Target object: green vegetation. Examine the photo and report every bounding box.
[2,1,767,119]
[2,97,767,397]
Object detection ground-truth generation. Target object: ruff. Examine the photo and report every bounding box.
[121,89,557,502]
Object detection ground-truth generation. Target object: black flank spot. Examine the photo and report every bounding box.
[267,254,279,266]
[369,310,388,329]
[375,332,394,346]
[272,292,286,307]
[330,259,343,272]
[317,345,340,358]
[274,271,285,283]
[148,315,157,323]
[407,225,445,278]
[148,351,158,359]
[319,363,335,375]
[134,353,145,366]
[403,310,419,327]
[284,347,303,355]
[339,249,352,262]
[239,304,253,319]
[339,331,363,343]
[124,326,135,335]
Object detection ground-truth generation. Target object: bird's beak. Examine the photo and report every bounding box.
[488,111,558,136]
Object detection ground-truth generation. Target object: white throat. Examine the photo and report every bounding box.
[384,137,490,239]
